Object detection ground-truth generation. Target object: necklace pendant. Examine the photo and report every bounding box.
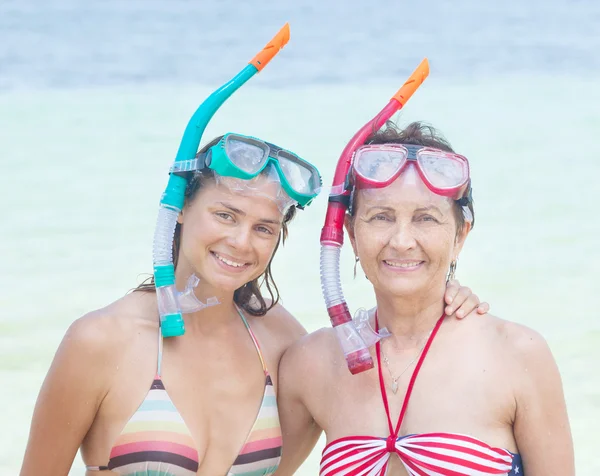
[391,380,399,394]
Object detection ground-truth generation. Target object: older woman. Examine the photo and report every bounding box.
[277,122,574,476]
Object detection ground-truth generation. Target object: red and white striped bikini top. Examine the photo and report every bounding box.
[320,314,523,476]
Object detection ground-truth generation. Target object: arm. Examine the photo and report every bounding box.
[275,339,323,476]
[20,314,114,476]
[512,327,575,475]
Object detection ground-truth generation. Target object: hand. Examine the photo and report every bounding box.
[444,279,489,318]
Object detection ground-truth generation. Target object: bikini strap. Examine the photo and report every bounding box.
[156,308,267,377]
[157,322,164,378]
[375,312,446,438]
[235,305,268,374]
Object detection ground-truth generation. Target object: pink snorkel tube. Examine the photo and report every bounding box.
[319,59,430,374]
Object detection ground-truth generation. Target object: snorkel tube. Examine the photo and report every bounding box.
[319,59,430,374]
[154,23,290,338]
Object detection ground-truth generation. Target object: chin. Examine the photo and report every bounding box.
[189,270,246,296]
[203,260,259,292]
[220,269,265,291]
[214,277,250,293]
[380,277,430,297]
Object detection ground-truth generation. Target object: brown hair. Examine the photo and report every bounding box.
[135,136,297,316]
[350,121,475,230]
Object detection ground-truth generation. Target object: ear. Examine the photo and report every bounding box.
[344,213,358,257]
[177,209,184,225]
[453,220,471,259]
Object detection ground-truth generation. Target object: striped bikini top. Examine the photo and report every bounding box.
[87,306,282,476]
[320,313,524,476]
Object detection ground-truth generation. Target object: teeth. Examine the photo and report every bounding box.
[385,261,421,268]
[214,253,245,268]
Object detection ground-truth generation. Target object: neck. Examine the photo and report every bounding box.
[182,301,240,335]
[173,264,239,335]
[375,283,446,348]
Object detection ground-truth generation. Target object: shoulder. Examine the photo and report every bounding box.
[249,301,308,353]
[495,318,557,371]
[280,326,338,376]
[278,327,343,406]
[61,291,157,363]
[487,318,569,441]
[39,291,157,404]
[449,311,551,353]
[288,326,337,353]
[483,315,553,359]
[444,312,558,379]
[463,314,559,378]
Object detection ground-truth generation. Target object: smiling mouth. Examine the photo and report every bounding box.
[383,260,424,269]
[211,251,250,269]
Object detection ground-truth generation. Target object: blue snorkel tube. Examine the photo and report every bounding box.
[153,23,291,337]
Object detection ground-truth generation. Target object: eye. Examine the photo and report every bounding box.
[256,225,275,235]
[369,213,393,222]
[215,212,234,221]
[416,214,439,223]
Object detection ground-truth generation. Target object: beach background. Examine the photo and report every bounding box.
[1,0,599,473]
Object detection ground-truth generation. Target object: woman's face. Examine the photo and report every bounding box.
[347,164,469,298]
[177,178,284,293]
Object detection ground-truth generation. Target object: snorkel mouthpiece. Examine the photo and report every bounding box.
[153,24,291,338]
[250,23,291,71]
[319,59,429,373]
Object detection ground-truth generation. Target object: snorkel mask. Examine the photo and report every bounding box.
[350,143,473,221]
[154,24,291,338]
[319,59,430,374]
[189,132,321,211]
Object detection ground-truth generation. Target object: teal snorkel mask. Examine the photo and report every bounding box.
[153,24,293,338]
[177,132,321,209]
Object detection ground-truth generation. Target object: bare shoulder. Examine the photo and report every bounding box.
[497,317,555,365]
[63,291,157,362]
[250,301,309,353]
[472,314,556,369]
[289,326,337,353]
[280,326,338,376]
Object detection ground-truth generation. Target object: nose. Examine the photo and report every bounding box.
[388,220,417,251]
[227,223,253,254]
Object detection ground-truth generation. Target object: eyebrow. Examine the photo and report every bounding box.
[415,205,443,214]
[365,205,395,213]
[364,205,444,214]
[218,201,282,225]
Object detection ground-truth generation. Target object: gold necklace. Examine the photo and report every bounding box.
[380,329,433,394]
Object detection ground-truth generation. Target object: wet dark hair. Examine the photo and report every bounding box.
[135,136,297,316]
[349,121,475,231]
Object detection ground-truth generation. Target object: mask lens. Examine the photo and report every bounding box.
[417,152,468,189]
[276,150,319,195]
[225,137,268,173]
[354,148,406,183]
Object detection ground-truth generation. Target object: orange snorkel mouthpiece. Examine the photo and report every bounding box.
[249,23,291,72]
[391,58,430,105]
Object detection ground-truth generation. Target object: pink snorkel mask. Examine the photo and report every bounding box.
[353,144,470,196]
[350,143,473,219]
[319,59,430,375]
